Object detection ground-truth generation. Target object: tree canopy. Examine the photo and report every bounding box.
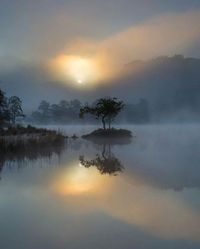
[80,97,124,129]
[0,88,24,127]
[8,96,24,124]
[0,89,9,127]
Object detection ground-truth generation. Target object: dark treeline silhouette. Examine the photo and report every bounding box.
[0,88,25,128]
[29,98,150,124]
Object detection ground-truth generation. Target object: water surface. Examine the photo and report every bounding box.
[0,125,200,249]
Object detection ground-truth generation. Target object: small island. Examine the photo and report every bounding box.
[82,128,132,138]
[79,97,132,139]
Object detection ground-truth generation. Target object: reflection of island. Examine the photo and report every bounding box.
[82,135,132,146]
[79,143,124,176]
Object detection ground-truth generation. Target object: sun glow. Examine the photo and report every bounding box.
[51,162,111,195]
[49,55,101,85]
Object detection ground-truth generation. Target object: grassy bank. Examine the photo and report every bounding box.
[0,125,65,154]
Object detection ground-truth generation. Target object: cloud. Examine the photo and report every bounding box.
[100,9,200,63]
[49,9,200,82]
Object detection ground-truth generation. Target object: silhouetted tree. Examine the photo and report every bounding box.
[0,89,4,106]
[39,100,50,114]
[0,89,9,127]
[70,99,81,110]
[8,96,24,124]
[38,100,50,123]
[80,97,124,129]
[0,89,5,127]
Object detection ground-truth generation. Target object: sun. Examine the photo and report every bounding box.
[63,55,99,84]
[49,54,101,85]
[66,56,96,84]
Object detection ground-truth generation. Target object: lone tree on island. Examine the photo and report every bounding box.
[79,97,124,129]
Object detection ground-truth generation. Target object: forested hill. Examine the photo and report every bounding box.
[112,55,200,121]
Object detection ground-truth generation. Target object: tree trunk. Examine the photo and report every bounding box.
[12,115,16,125]
[102,116,106,130]
[108,119,111,129]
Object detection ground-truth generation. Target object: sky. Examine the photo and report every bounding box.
[1,0,200,60]
[1,0,200,110]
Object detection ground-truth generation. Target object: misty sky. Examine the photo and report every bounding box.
[1,0,200,111]
[1,0,200,59]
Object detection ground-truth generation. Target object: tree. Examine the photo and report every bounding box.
[0,89,4,106]
[59,100,69,109]
[38,100,50,114]
[70,99,81,110]
[80,97,124,129]
[38,100,50,123]
[0,89,9,127]
[8,96,24,124]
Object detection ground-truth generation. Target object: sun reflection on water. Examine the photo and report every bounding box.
[49,160,200,241]
[51,162,112,195]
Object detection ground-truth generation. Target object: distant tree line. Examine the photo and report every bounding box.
[123,98,150,124]
[29,98,150,124]
[0,88,25,128]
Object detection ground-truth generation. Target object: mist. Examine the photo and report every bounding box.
[1,8,200,123]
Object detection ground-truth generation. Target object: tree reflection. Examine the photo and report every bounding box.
[79,143,124,176]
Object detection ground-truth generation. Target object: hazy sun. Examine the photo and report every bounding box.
[50,54,100,85]
[67,57,91,83]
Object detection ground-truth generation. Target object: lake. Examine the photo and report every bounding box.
[0,125,200,249]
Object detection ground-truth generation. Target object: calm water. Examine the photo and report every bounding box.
[0,125,200,249]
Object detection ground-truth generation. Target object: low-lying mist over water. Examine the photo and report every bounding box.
[1,125,200,249]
